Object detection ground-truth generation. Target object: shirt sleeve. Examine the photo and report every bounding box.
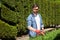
[27,15,32,27]
[41,24,44,28]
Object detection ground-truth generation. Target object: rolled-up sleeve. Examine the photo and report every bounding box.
[41,21,44,28]
[41,24,44,28]
[27,15,32,27]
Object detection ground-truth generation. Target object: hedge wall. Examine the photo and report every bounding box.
[0,0,60,37]
[30,29,60,40]
[1,0,60,25]
[1,4,18,23]
[0,20,17,38]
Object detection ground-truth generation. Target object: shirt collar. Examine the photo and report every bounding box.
[32,13,39,17]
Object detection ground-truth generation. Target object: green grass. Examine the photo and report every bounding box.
[30,29,60,40]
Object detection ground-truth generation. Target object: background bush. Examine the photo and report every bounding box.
[30,29,60,40]
[0,20,17,38]
[0,0,60,38]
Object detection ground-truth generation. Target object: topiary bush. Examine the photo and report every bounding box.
[1,4,18,24]
[1,0,60,37]
[30,29,60,40]
[0,20,17,38]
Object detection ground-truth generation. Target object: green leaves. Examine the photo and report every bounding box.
[0,20,17,38]
[0,0,60,38]
[30,29,60,40]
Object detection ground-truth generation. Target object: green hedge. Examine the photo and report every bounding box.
[30,29,60,40]
[1,4,19,23]
[1,0,60,36]
[0,20,17,38]
[1,0,60,26]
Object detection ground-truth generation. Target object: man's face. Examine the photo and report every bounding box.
[32,7,39,13]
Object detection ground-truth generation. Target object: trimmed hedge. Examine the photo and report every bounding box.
[1,0,60,37]
[30,29,60,40]
[1,4,18,23]
[0,20,17,38]
[1,0,60,26]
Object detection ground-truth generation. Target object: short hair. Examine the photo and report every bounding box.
[32,4,39,8]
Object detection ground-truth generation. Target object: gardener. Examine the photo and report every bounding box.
[27,4,45,37]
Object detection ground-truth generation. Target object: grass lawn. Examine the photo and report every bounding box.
[30,28,60,40]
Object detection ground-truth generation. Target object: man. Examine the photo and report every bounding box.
[27,4,45,37]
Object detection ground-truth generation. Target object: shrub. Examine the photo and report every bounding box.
[1,4,18,23]
[1,0,60,26]
[1,0,60,35]
[0,20,17,38]
[30,29,60,40]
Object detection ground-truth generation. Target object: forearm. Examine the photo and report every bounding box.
[28,26,36,32]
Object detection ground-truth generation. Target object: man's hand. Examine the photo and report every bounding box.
[42,29,45,34]
[40,31,45,36]
[40,30,45,36]
[35,30,45,36]
[35,30,41,35]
